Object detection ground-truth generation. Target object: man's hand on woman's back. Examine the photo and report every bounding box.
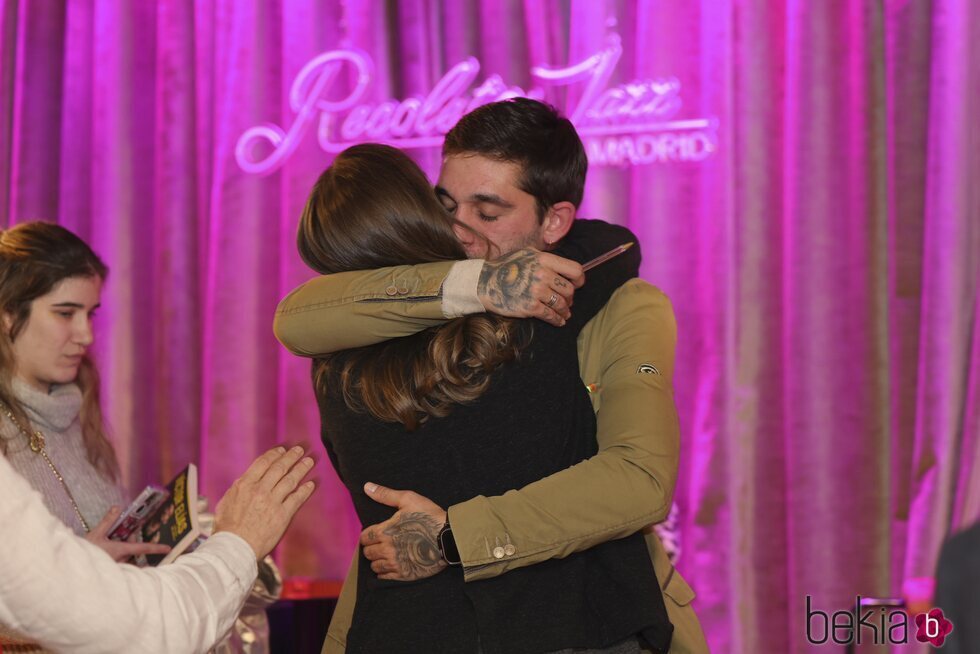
[477,248,583,326]
[359,482,449,581]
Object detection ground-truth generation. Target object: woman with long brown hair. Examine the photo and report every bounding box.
[0,222,287,654]
[0,222,151,546]
[300,144,671,653]
[0,222,172,651]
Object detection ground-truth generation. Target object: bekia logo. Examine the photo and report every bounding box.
[806,596,954,647]
[915,609,954,647]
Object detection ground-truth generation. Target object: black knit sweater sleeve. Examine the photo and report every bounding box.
[552,218,643,334]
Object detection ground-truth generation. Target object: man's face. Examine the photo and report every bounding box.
[436,154,547,259]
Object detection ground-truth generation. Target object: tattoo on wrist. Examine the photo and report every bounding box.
[478,250,540,312]
[383,512,446,579]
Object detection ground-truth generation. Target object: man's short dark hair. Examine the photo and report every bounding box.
[443,98,588,221]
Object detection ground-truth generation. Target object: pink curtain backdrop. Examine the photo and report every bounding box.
[1,1,977,652]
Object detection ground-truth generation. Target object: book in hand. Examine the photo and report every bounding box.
[139,463,203,566]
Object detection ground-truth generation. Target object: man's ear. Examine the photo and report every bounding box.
[541,202,577,248]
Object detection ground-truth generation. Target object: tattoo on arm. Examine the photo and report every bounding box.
[383,512,447,580]
[478,250,541,313]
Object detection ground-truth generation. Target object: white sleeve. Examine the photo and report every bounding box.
[0,454,258,654]
[441,259,486,317]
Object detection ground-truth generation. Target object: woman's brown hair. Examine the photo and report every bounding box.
[298,144,523,430]
[0,222,119,480]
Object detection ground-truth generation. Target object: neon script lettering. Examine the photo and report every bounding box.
[236,35,717,174]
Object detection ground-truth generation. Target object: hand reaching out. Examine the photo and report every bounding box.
[214,445,317,559]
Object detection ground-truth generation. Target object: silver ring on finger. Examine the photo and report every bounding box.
[547,293,559,308]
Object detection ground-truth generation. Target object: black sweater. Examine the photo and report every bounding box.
[317,220,672,654]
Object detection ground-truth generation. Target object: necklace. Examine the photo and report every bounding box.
[0,400,91,532]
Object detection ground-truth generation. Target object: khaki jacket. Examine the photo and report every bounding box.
[274,264,709,653]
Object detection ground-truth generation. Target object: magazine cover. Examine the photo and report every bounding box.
[140,463,202,566]
[107,485,169,541]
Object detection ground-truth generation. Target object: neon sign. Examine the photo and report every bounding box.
[236,35,717,174]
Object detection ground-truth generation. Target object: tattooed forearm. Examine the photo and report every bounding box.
[478,249,541,313]
[383,512,448,580]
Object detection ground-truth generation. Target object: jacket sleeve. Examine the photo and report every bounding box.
[321,551,359,654]
[273,262,459,356]
[448,280,680,581]
[0,454,258,654]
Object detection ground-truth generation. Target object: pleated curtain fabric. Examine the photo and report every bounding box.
[0,2,976,651]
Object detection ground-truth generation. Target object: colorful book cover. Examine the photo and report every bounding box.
[140,463,201,566]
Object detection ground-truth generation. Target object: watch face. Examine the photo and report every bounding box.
[439,524,462,565]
